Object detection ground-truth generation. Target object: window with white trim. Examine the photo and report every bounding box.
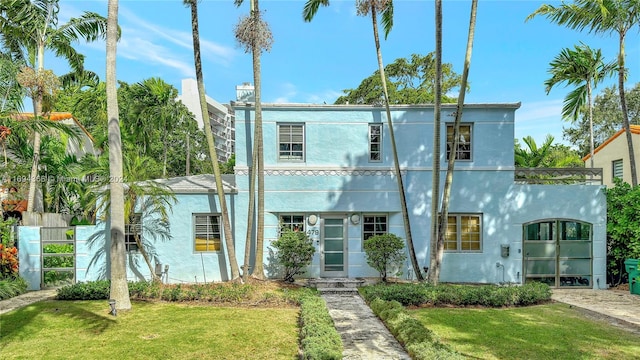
[194,214,221,252]
[362,215,388,249]
[279,214,305,233]
[612,159,623,180]
[444,214,482,252]
[369,124,382,162]
[125,213,142,252]
[278,124,304,161]
[446,123,472,160]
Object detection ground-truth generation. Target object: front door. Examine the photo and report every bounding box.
[320,216,347,277]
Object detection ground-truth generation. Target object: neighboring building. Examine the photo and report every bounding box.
[583,125,640,187]
[19,103,607,290]
[177,78,236,163]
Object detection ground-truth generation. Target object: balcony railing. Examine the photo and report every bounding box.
[514,167,603,185]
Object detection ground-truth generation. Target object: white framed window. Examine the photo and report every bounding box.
[278,124,304,161]
[444,214,482,252]
[446,123,472,161]
[125,213,142,252]
[362,215,388,250]
[194,214,221,252]
[279,214,305,233]
[612,159,623,180]
[369,124,382,162]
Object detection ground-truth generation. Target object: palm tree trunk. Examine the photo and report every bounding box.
[618,31,637,186]
[251,0,266,280]
[435,0,477,285]
[106,0,131,311]
[369,4,423,281]
[428,0,443,285]
[588,81,594,169]
[134,233,160,282]
[187,0,241,280]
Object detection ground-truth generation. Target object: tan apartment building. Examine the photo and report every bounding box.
[583,125,640,187]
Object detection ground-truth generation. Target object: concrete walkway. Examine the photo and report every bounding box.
[322,293,411,360]
[0,289,57,315]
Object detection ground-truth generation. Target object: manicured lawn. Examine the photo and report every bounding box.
[411,303,640,360]
[0,300,299,360]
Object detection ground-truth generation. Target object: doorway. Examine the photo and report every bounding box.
[523,219,592,288]
[320,216,347,277]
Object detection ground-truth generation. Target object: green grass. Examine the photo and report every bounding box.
[0,300,300,360]
[410,303,640,360]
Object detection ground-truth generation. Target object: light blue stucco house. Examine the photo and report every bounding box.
[19,102,607,290]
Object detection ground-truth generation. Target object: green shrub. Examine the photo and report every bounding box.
[272,228,316,282]
[361,282,551,307]
[0,276,27,300]
[298,294,343,360]
[369,298,463,359]
[359,283,428,306]
[56,280,110,300]
[363,233,406,282]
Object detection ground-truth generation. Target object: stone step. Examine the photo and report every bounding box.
[307,278,366,289]
[317,287,360,295]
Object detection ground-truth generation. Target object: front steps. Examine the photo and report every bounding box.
[307,278,367,295]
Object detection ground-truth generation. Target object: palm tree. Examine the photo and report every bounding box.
[183,0,241,280]
[544,44,616,169]
[528,0,640,185]
[304,0,423,281]
[105,0,131,310]
[0,0,108,211]
[515,135,555,168]
[234,0,273,280]
[429,0,477,285]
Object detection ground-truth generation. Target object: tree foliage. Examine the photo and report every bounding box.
[271,227,315,282]
[606,178,640,286]
[363,233,406,282]
[563,83,640,156]
[514,135,582,168]
[334,53,463,105]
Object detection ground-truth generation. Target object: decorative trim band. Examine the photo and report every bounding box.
[235,168,401,176]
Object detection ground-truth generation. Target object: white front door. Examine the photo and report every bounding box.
[320,216,347,277]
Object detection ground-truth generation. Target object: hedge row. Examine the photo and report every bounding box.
[360,282,552,307]
[298,294,343,360]
[370,298,464,360]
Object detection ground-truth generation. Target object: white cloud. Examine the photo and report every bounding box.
[517,99,563,123]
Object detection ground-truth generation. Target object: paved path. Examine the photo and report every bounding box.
[322,293,411,360]
[552,288,640,332]
[0,289,57,315]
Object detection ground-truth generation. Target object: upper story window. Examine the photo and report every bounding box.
[194,214,221,252]
[446,124,472,161]
[369,124,382,162]
[612,159,623,180]
[125,213,142,252]
[444,213,482,252]
[278,124,304,161]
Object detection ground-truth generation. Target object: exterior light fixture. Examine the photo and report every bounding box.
[350,214,360,225]
[109,299,117,316]
[308,215,318,226]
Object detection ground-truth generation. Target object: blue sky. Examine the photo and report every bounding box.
[52,0,639,148]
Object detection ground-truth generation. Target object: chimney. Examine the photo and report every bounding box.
[236,82,255,102]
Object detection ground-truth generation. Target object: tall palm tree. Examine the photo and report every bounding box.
[427,0,443,284]
[429,0,477,285]
[183,0,241,280]
[544,44,616,169]
[105,0,130,310]
[528,0,640,185]
[0,0,108,211]
[234,0,273,280]
[304,0,423,281]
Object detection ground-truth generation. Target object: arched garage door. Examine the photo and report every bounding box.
[523,219,592,288]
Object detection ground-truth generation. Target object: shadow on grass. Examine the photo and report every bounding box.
[1,300,116,341]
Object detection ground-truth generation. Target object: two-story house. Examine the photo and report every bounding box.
[18,103,607,289]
